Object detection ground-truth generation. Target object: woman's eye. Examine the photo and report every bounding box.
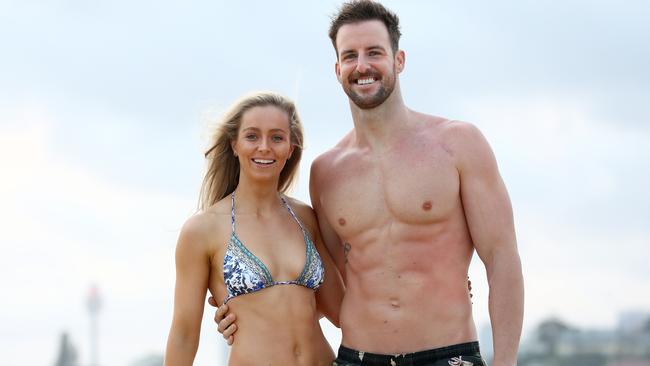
[272,135,284,142]
[245,134,257,140]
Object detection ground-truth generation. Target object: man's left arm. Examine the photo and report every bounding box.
[455,122,524,366]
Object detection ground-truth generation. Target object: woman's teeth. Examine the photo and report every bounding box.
[253,159,275,164]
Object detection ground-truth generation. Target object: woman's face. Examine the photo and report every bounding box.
[232,105,294,184]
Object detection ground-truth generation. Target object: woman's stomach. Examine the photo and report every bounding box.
[226,284,335,366]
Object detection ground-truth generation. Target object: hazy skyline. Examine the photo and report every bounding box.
[1,0,648,365]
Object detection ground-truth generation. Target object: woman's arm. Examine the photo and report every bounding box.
[164,216,212,366]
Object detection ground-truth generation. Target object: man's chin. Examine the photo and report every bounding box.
[344,84,393,110]
[348,93,388,110]
[352,100,383,109]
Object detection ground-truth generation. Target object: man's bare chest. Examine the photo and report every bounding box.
[319,149,461,239]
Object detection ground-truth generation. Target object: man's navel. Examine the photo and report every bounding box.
[422,201,433,211]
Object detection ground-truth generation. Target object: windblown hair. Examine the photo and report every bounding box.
[328,0,401,56]
[198,92,304,210]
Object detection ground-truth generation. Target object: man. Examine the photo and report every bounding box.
[213,1,523,365]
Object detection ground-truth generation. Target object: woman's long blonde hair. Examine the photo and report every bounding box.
[198,92,304,210]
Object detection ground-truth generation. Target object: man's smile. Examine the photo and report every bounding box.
[357,77,376,85]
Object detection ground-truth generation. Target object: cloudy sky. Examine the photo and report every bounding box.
[1,0,648,365]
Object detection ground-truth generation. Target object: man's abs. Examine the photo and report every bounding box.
[336,218,478,354]
[339,266,477,354]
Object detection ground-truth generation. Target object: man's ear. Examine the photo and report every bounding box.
[335,61,342,83]
[395,50,405,73]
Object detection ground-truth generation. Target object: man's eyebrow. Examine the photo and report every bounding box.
[367,45,386,52]
[340,45,386,56]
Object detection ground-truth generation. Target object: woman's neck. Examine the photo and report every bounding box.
[233,178,283,215]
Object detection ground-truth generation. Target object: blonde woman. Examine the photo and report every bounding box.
[164,92,344,365]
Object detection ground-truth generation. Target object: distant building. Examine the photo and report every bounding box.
[519,312,650,366]
[619,311,650,334]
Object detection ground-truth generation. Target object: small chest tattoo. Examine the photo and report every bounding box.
[343,242,351,263]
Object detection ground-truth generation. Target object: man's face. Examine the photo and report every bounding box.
[335,20,404,110]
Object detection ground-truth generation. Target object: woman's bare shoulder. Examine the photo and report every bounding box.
[178,197,232,251]
[284,196,318,233]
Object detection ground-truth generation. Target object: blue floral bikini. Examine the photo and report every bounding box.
[223,192,325,304]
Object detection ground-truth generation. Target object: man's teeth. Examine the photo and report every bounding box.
[357,77,375,85]
[253,159,275,164]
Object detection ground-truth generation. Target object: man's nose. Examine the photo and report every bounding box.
[355,55,371,74]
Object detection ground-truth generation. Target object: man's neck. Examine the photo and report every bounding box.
[349,89,411,150]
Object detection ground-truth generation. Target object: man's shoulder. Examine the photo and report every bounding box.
[439,119,489,151]
[410,112,492,164]
[311,130,354,171]
[413,112,481,140]
[440,119,483,139]
[430,118,495,169]
[414,114,487,148]
[311,147,339,171]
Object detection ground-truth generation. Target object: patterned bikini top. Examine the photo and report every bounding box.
[223,193,325,304]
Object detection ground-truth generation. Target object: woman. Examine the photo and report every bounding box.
[164,92,344,365]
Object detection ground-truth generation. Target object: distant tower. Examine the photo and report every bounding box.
[86,284,102,366]
[54,332,78,366]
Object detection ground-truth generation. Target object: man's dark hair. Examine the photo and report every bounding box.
[328,0,401,57]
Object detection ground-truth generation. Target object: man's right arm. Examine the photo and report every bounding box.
[309,157,346,278]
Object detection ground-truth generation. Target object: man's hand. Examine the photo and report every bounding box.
[207,296,237,345]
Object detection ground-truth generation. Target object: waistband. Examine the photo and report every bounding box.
[337,341,481,365]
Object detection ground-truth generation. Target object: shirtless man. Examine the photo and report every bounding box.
[213,1,523,365]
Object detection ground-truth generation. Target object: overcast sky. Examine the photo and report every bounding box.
[1,0,649,365]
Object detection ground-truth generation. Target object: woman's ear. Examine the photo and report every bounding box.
[231,140,238,157]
